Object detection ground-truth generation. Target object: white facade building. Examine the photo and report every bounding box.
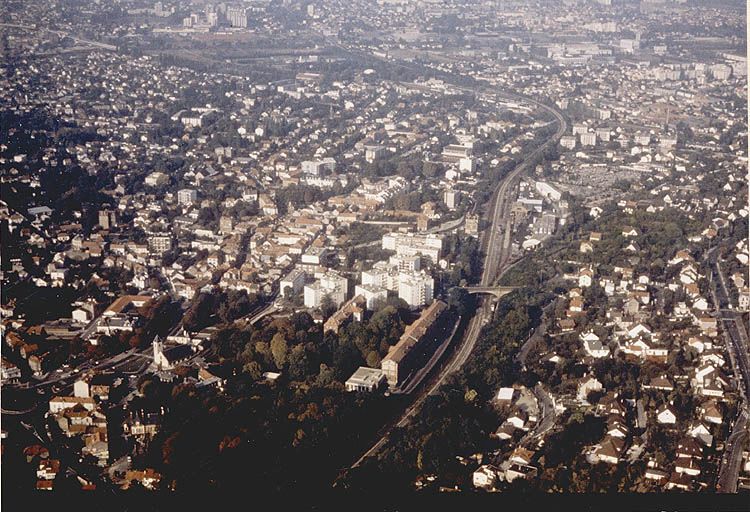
[177,188,198,206]
[345,367,386,392]
[304,271,348,308]
[398,272,434,307]
[382,232,443,263]
[280,269,306,297]
[301,157,336,175]
[354,284,388,310]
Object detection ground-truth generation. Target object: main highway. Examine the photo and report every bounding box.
[341,43,567,473]
[0,23,117,52]
[706,246,750,493]
[717,408,749,493]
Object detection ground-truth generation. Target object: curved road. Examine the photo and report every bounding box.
[717,408,749,493]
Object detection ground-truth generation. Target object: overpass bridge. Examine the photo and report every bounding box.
[463,286,518,298]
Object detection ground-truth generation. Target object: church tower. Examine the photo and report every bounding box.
[152,335,165,370]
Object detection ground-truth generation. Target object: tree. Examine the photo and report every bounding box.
[320,294,337,319]
[288,345,309,380]
[316,363,335,386]
[183,292,214,331]
[447,286,475,317]
[366,350,381,368]
[270,333,288,370]
[243,361,262,380]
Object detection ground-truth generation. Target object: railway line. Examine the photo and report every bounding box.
[340,41,568,475]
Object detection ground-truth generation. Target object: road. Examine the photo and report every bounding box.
[427,214,466,234]
[516,300,555,366]
[722,314,750,398]
[519,383,556,446]
[636,399,647,430]
[350,215,466,250]
[717,408,749,493]
[706,246,750,493]
[246,303,279,326]
[0,23,117,51]
[706,247,750,399]
[477,97,566,287]
[423,82,566,385]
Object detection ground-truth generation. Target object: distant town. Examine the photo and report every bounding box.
[0,0,748,499]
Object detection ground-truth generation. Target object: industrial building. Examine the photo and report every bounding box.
[380,300,450,388]
[345,367,386,392]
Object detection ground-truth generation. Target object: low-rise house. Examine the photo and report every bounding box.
[197,367,225,391]
[665,471,691,491]
[1,358,21,382]
[675,456,701,476]
[505,463,538,482]
[472,464,499,489]
[37,459,60,480]
[687,421,713,447]
[606,416,629,438]
[123,410,161,440]
[578,268,594,288]
[558,318,576,332]
[676,437,703,460]
[494,423,516,440]
[509,447,535,467]
[581,331,610,358]
[36,480,54,491]
[23,445,50,463]
[323,295,366,334]
[495,387,517,405]
[644,376,674,392]
[49,396,96,414]
[596,394,627,417]
[645,460,668,482]
[700,401,723,424]
[506,410,529,430]
[656,404,678,425]
[344,367,386,393]
[82,432,109,465]
[620,338,667,361]
[577,375,604,402]
[122,469,161,490]
[595,436,625,464]
[568,297,584,314]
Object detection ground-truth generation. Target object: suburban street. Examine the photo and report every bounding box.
[706,246,750,493]
[717,408,749,493]
[530,384,557,442]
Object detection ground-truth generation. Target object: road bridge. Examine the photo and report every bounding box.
[463,285,517,298]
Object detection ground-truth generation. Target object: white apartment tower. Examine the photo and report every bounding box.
[398,272,434,308]
[177,188,198,206]
[304,271,348,308]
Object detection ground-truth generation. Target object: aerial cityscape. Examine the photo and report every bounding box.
[0,0,748,502]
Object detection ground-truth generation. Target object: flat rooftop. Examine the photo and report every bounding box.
[346,367,385,386]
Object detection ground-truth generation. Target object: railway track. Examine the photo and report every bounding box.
[343,90,566,476]
[316,34,568,479]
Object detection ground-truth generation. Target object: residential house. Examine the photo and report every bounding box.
[656,404,677,424]
[472,465,499,489]
[595,435,625,464]
[577,376,604,402]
